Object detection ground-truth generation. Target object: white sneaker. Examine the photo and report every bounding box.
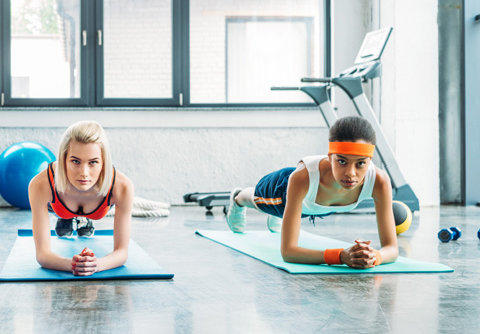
[226,188,246,233]
[267,215,282,233]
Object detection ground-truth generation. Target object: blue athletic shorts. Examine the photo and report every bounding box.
[254,167,294,218]
[254,167,332,221]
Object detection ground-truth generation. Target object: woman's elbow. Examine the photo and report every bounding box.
[117,248,129,265]
[386,246,399,262]
[35,252,49,268]
[392,248,399,261]
[281,246,296,263]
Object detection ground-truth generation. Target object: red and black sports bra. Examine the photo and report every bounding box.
[47,162,116,220]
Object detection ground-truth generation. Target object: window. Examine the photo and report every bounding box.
[0,0,330,107]
[11,0,81,99]
[225,17,314,103]
[190,0,326,105]
[103,0,172,99]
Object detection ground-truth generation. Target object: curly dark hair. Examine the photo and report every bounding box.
[329,116,376,145]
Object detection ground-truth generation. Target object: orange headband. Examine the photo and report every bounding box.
[328,141,375,157]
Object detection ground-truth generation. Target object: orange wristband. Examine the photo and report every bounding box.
[324,248,344,265]
[373,250,382,266]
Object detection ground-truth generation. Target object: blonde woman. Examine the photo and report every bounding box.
[28,121,134,276]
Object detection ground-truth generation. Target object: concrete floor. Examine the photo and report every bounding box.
[0,205,478,333]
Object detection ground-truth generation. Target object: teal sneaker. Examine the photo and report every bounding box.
[226,188,246,233]
[267,215,282,233]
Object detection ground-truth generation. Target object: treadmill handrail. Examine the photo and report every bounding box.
[301,77,333,83]
[271,87,300,91]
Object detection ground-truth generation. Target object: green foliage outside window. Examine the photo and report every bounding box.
[12,0,60,35]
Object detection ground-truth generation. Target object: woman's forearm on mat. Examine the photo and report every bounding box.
[97,248,128,272]
[377,245,398,264]
[36,251,72,272]
[281,246,326,264]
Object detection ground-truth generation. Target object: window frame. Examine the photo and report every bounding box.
[95,0,182,106]
[2,0,91,106]
[187,0,331,108]
[0,0,331,108]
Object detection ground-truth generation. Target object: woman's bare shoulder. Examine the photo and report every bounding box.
[29,168,52,201]
[372,166,392,198]
[288,166,309,196]
[111,170,134,203]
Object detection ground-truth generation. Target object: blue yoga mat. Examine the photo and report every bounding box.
[196,230,454,274]
[0,230,174,281]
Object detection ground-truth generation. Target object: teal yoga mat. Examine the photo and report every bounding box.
[195,230,453,274]
[0,230,174,281]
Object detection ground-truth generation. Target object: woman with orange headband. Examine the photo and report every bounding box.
[226,116,398,269]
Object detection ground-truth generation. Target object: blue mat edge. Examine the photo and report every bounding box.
[0,230,174,282]
[195,230,454,275]
[0,273,174,282]
[18,229,114,237]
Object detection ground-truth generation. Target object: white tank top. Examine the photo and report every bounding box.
[300,155,376,216]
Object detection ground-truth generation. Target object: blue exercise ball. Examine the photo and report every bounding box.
[0,142,55,209]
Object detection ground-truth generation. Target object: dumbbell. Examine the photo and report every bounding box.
[437,227,461,243]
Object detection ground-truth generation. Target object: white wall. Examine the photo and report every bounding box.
[0,111,326,205]
[379,0,439,206]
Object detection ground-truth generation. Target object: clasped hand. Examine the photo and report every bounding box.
[71,247,98,276]
[340,240,376,269]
